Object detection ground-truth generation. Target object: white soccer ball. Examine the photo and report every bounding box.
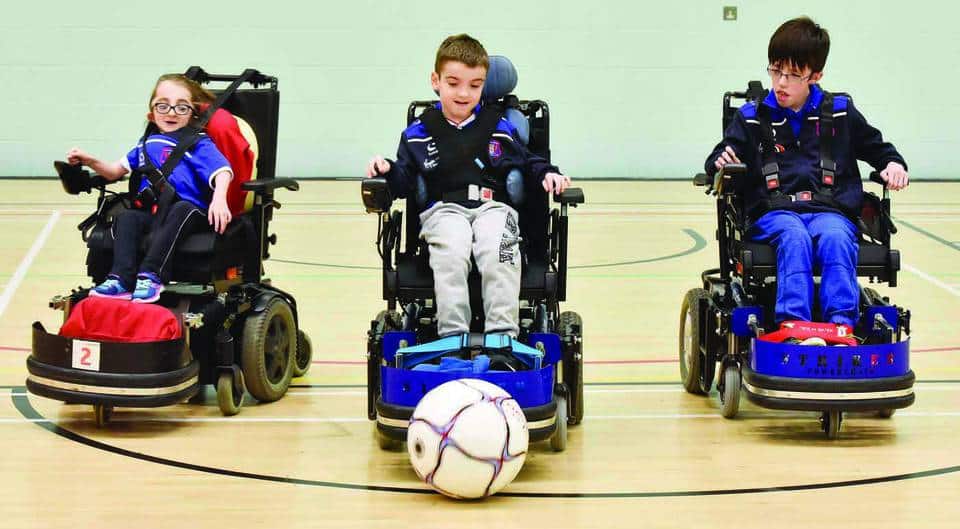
[407,378,528,499]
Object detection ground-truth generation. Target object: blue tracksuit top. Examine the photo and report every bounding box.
[704,84,907,221]
[384,103,558,201]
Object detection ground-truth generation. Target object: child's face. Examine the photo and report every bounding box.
[148,80,195,133]
[769,61,823,111]
[431,60,486,124]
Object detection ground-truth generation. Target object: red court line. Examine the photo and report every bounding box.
[0,346,29,352]
[311,358,675,366]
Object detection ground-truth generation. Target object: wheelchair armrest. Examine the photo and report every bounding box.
[693,173,713,187]
[241,178,300,194]
[361,177,394,213]
[715,163,746,195]
[554,187,584,206]
[868,171,886,187]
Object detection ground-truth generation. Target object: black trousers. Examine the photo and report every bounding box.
[109,201,207,289]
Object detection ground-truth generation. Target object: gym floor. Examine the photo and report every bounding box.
[1,180,957,528]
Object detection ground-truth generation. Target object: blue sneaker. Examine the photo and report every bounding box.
[90,275,131,300]
[131,272,164,303]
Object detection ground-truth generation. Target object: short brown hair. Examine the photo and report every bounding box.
[149,74,215,109]
[768,17,830,73]
[434,34,489,73]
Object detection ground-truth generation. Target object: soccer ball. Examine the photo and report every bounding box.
[407,378,528,499]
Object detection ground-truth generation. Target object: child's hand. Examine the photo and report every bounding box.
[208,197,232,234]
[880,161,909,191]
[713,145,741,171]
[367,156,391,178]
[66,147,92,166]
[542,172,571,195]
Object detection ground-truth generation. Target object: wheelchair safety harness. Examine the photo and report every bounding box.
[128,70,258,220]
[753,91,853,218]
[418,105,511,205]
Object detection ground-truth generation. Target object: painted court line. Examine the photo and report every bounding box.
[0,211,60,320]
[2,411,958,426]
[903,263,960,298]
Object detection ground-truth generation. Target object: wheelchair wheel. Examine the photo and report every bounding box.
[679,288,710,395]
[242,297,296,403]
[822,411,843,439]
[550,393,568,452]
[559,311,584,425]
[877,409,896,418]
[292,329,312,378]
[719,363,741,419]
[93,404,112,428]
[217,371,244,416]
[375,428,401,451]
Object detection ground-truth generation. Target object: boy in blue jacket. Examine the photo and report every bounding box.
[367,34,570,338]
[706,17,909,339]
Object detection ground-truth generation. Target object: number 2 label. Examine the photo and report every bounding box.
[71,340,101,371]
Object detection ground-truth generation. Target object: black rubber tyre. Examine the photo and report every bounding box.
[550,394,568,452]
[216,372,244,416]
[376,428,401,451]
[877,408,896,418]
[558,311,584,425]
[679,288,710,395]
[720,363,741,419]
[242,297,296,403]
[93,404,113,428]
[292,329,312,378]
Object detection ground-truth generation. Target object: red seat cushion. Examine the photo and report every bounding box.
[198,106,257,215]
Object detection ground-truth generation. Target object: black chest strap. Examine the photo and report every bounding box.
[418,105,506,203]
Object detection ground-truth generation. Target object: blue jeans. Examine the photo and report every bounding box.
[749,210,859,327]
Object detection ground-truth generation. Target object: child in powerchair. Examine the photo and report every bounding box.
[706,17,909,346]
[67,74,234,303]
[366,34,571,339]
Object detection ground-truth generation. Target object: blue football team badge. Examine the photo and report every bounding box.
[488,140,502,160]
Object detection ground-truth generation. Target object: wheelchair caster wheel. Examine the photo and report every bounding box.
[375,428,401,451]
[719,364,741,419]
[877,409,895,418]
[93,404,113,428]
[821,411,842,439]
[217,372,244,416]
[292,329,312,378]
[550,394,568,452]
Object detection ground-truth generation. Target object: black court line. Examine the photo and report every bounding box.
[273,228,705,271]
[290,379,959,389]
[12,389,960,498]
[896,218,960,252]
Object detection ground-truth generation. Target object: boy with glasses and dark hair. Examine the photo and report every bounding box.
[705,17,909,343]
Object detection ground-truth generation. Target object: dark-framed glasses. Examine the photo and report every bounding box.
[152,102,194,116]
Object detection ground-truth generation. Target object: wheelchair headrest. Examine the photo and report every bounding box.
[482,55,518,102]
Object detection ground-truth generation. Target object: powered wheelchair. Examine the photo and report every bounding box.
[680,81,914,439]
[362,56,586,451]
[26,67,312,425]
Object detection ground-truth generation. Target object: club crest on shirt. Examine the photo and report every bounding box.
[488,140,502,160]
[159,146,174,164]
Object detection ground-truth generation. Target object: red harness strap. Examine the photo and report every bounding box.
[758,320,857,346]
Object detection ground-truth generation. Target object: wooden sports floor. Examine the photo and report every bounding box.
[0,180,957,528]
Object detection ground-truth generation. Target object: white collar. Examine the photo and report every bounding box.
[446,113,477,129]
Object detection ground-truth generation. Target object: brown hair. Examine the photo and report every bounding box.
[148,74,215,109]
[434,34,489,74]
[768,17,830,73]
